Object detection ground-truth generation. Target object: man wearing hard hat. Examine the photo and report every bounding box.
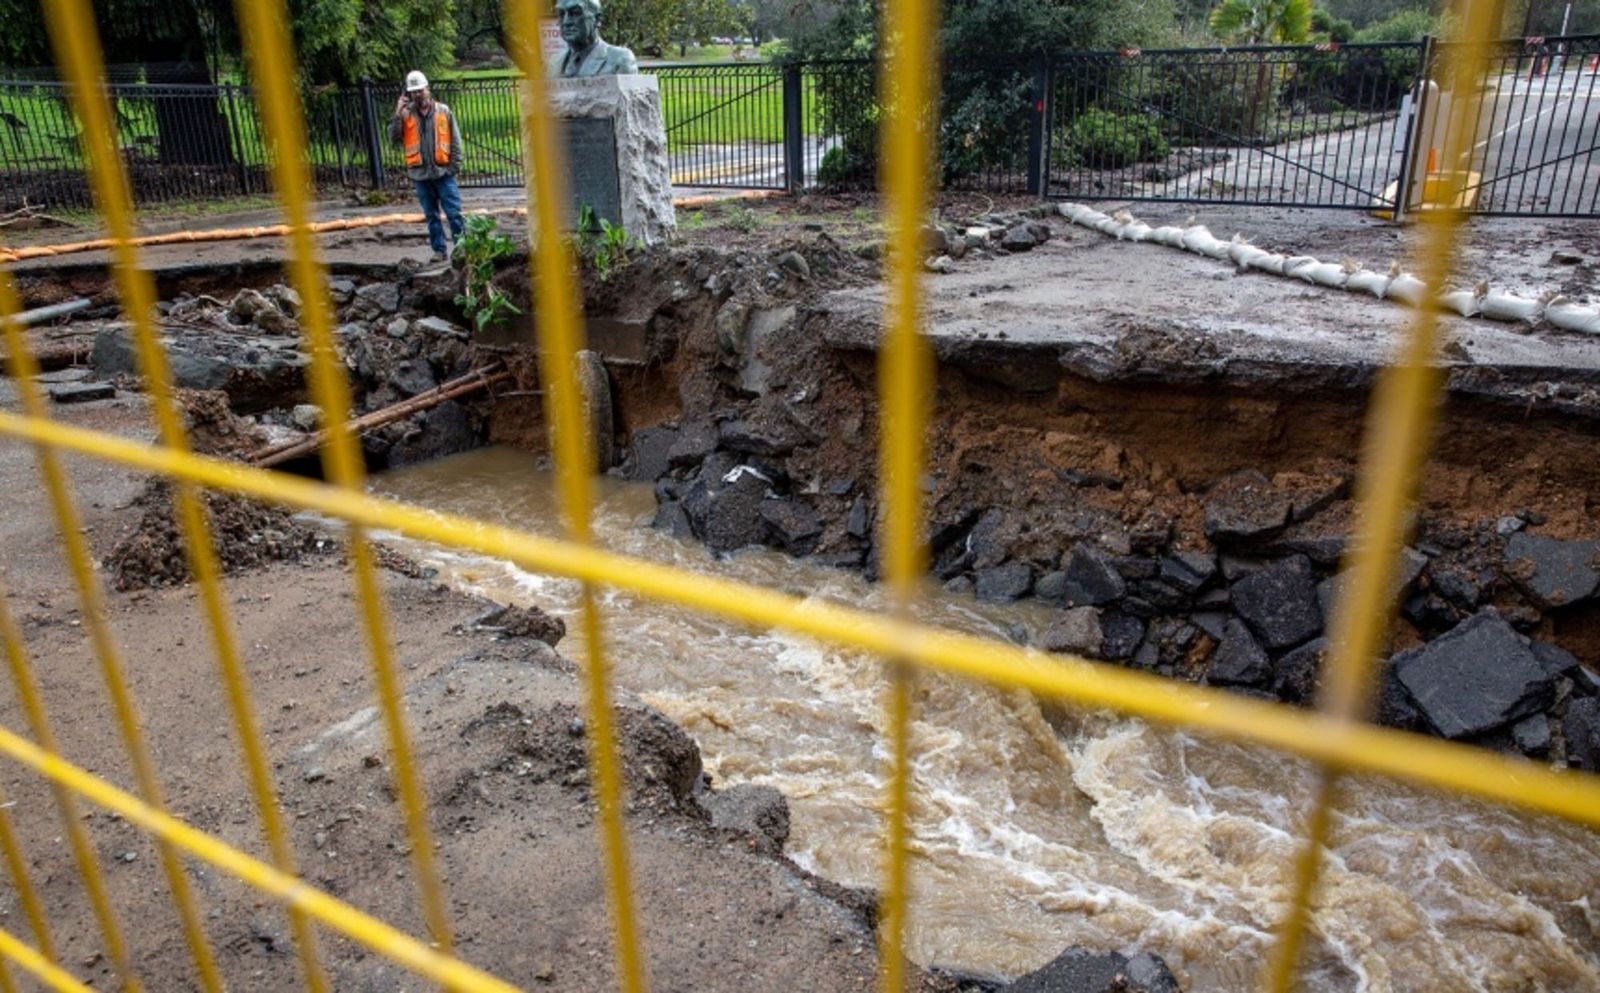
[389,70,464,263]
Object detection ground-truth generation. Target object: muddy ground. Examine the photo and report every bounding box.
[0,379,988,991]
[3,191,1598,992]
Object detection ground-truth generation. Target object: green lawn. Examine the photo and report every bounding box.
[0,61,838,200]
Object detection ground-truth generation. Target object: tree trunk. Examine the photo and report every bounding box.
[147,61,237,167]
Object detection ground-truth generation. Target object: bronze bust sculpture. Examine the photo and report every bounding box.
[553,0,639,77]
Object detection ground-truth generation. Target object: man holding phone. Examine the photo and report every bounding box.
[388,71,464,263]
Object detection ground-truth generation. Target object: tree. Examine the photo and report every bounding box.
[1209,0,1311,137]
[0,0,455,165]
[792,0,1177,186]
[1208,0,1313,43]
[598,0,745,53]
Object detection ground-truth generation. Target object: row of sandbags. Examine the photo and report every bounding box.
[1057,202,1600,335]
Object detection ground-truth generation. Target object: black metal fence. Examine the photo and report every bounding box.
[1413,34,1600,217]
[2,37,1597,217]
[1043,42,1424,209]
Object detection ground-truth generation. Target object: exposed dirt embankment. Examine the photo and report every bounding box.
[575,206,1600,774]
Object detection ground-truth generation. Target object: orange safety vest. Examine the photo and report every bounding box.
[402,105,452,167]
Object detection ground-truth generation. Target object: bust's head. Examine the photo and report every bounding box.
[557,0,602,51]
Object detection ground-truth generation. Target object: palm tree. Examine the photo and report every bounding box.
[1209,0,1313,137]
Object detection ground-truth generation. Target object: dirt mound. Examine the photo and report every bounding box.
[105,480,333,590]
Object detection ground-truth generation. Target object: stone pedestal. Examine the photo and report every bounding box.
[548,74,676,246]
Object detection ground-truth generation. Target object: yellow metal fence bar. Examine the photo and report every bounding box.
[0,567,132,989]
[875,0,940,985]
[0,722,524,993]
[0,273,139,992]
[39,3,331,989]
[0,779,55,966]
[1259,3,1504,988]
[7,413,1600,832]
[0,924,91,993]
[228,0,455,955]
[503,4,647,991]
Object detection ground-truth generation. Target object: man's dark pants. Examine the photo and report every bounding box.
[414,174,464,254]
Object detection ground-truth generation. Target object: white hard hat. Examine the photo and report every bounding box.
[405,70,429,92]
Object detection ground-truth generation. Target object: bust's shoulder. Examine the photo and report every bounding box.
[601,41,638,73]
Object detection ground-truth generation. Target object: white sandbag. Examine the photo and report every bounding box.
[1545,296,1600,334]
[1480,291,1544,324]
[1228,239,1275,271]
[1282,255,1319,280]
[1063,203,1098,224]
[1181,225,1228,258]
[1148,226,1185,247]
[1246,252,1288,276]
[1092,215,1121,235]
[1119,221,1152,242]
[1301,261,1349,289]
[1436,285,1484,317]
[1069,206,1109,228]
[1345,269,1392,299]
[1386,271,1428,307]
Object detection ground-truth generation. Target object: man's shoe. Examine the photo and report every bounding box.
[429,250,447,263]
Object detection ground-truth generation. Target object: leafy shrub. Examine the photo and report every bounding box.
[1354,9,1451,43]
[452,213,522,333]
[1064,108,1170,169]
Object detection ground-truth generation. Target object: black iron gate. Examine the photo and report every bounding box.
[1413,34,1600,217]
[1041,42,1426,211]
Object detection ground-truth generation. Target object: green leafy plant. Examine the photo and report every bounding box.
[1063,108,1170,169]
[576,204,641,282]
[723,204,759,234]
[452,213,522,334]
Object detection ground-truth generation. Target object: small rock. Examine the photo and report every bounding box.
[1039,606,1102,656]
[774,251,810,280]
[1204,470,1292,544]
[624,426,679,482]
[719,419,793,457]
[1274,638,1328,704]
[1503,531,1600,609]
[760,499,823,556]
[943,575,975,596]
[1566,697,1600,771]
[651,501,695,540]
[1006,946,1178,993]
[701,783,790,853]
[415,315,467,339]
[228,288,270,323]
[667,420,718,468]
[1495,515,1525,535]
[328,278,357,305]
[47,382,115,404]
[975,561,1033,603]
[924,254,954,274]
[1207,619,1272,688]
[388,359,437,398]
[1000,226,1038,252]
[290,404,320,432]
[1551,249,1584,265]
[1095,610,1146,662]
[920,225,950,255]
[1231,555,1322,650]
[353,281,402,315]
[845,495,871,540]
[1394,611,1557,739]
[265,284,302,317]
[1510,713,1551,757]
[1061,545,1127,607]
[1034,570,1069,604]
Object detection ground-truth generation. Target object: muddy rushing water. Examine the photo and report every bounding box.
[371,447,1600,993]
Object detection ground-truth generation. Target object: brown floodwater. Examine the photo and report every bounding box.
[371,447,1600,993]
